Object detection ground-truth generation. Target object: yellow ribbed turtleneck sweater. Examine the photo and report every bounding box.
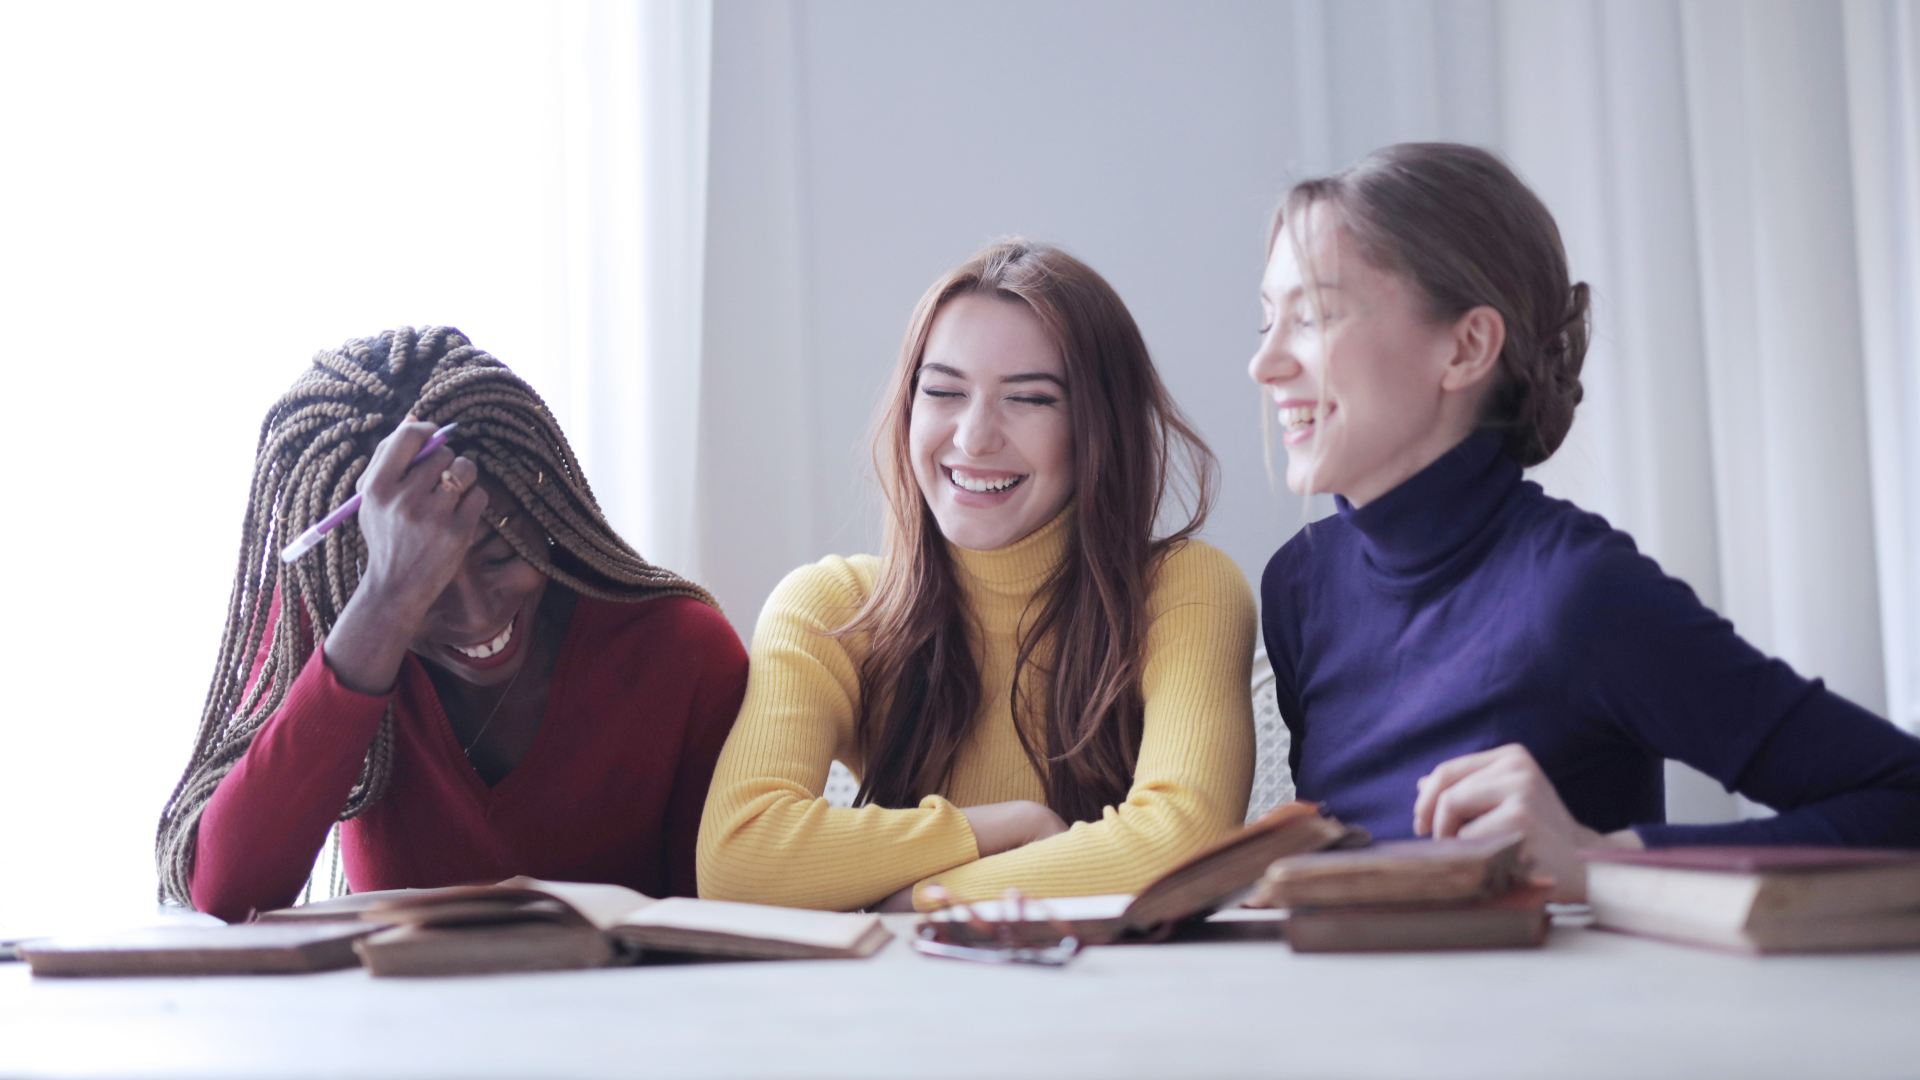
[695,508,1256,911]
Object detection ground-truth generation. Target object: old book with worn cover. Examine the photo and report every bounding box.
[1285,884,1552,952]
[275,878,893,976]
[1244,835,1527,909]
[19,923,381,977]
[1585,846,1920,954]
[924,801,1357,946]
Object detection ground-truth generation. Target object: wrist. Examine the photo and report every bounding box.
[350,568,437,623]
[324,584,426,696]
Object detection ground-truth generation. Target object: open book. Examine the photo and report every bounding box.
[923,801,1358,946]
[261,878,893,976]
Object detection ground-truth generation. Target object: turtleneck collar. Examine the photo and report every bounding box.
[1336,429,1520,586]
[947,503,1072,616]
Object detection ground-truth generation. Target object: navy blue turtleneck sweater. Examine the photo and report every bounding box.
[1261,429,1920,847]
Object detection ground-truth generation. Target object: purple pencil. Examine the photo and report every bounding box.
[279,423,459,563]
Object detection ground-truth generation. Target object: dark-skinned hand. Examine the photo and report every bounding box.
[322,420,490,695]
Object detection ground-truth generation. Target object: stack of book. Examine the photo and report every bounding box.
[1245,834,1551,952]
[1585,847,1920,953]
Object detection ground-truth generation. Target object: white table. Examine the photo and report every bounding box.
[3,916,1917,1080]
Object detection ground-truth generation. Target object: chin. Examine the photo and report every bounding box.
[930,506,1029,551]
[939,521,1022,551]
[1284,457,1319,497]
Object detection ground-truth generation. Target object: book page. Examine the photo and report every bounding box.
[501,878,656,930]
[615,898,878,950]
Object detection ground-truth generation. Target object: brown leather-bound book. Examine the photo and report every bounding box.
[19,924,380,977]
[1285,884,1552,953]
[924,801,1357,946]
[1244,835,1527,909]
[1585,846,1920,954]
[355,922,615,977]
[261,878,894,976]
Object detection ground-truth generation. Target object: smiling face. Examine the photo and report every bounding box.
[1248,209,1497,507]
[407,476,552,688]
[909,293,1075,551]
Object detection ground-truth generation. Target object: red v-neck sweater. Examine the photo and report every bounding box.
[189,593,747,923]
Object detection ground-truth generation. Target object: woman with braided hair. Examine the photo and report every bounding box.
[159,326,746,921]
[1251,143,1920,901]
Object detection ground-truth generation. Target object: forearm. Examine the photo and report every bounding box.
[1637,788,1920,848]
[697,787,980,910]
[1654,683,1920,850]
[322,574,432,695]
[915,782,1234,907]
[190,650,391,921]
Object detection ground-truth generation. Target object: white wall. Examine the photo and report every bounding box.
[699,0,1514,630]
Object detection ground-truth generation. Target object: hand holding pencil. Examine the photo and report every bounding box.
[312,421,492,696]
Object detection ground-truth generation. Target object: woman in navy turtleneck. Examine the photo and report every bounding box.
[1250,143,1920,901]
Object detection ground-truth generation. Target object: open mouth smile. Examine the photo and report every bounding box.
[1278,402,1333,443]
[439,611,523,670]
[945,466,1027,495]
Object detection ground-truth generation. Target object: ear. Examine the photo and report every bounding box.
[1440,306,1505,393]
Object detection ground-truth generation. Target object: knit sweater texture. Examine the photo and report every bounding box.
[1261,429,1920,847]
[192,592,746,922]
[697,508,1257,911]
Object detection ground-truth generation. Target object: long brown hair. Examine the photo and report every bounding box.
[1274,143,1590,466]
[156,327,716,904]
[842,240,1216,824]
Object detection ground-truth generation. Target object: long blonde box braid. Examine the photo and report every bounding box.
[156,327,716,906]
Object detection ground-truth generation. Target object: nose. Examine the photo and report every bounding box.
[1248,328,1304,388]
[952,396,1005,459]
[430,568,497,635]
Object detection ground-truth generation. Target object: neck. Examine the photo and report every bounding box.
[1336,429,1517,582]
[1338,411,1487,508]
[944,505,1073,631]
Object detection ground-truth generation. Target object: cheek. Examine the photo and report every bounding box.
[1326,333,1412,423]
[907,403,943,474]
[498,563,549,606]
[1025,412,1074,486]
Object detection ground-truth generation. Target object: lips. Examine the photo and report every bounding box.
[1277,400,1332,444]
[438,610,524,671]
[945,466,1026,495]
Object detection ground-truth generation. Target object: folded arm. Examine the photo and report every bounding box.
[695,561,980,911]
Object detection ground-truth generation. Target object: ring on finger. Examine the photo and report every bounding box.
[437,469,465,494]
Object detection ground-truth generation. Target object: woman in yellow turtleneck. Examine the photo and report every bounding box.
[697,240,1256,912]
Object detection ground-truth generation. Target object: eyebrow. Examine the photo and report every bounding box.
[919,362,1067,389]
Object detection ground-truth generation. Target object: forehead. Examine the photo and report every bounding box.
[921,293,1063,377]
[1263,208,1362,295]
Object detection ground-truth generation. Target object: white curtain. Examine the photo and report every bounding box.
[548,0,713,578]
[1494,0,1916,747]
[1846,0,1920,739]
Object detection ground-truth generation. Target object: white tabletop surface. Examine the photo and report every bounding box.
[3,915,1917,1080]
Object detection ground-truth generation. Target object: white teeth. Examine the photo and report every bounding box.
[453,619,514,659]
[950,471,1022,494]
[1279,405,1322,431]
